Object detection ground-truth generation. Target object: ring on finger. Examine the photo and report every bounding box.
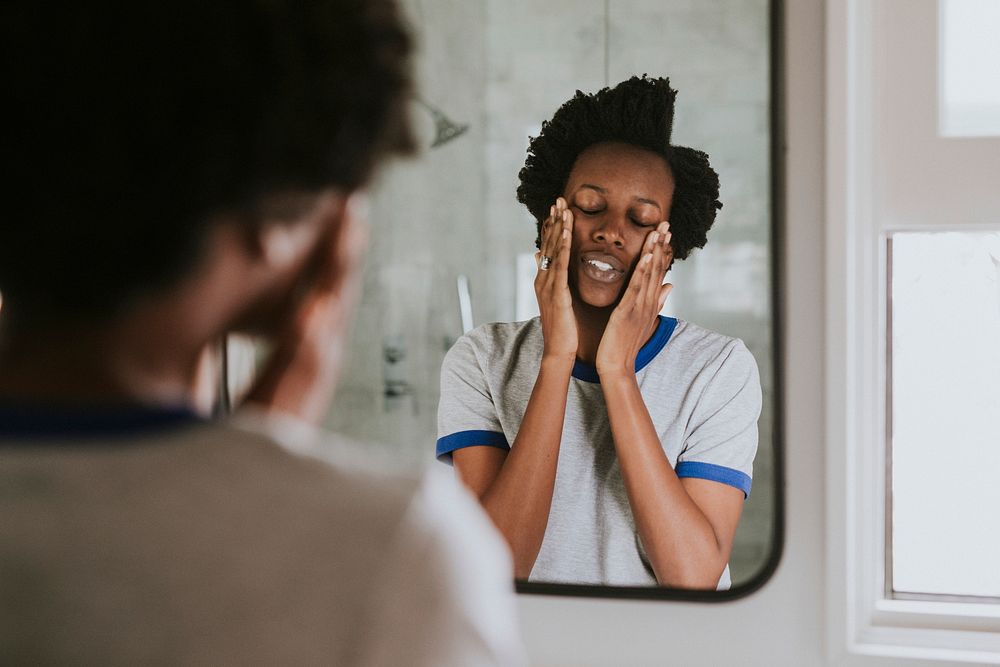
[539,255,553,271]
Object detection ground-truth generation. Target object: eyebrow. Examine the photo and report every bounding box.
[578,184,662,211]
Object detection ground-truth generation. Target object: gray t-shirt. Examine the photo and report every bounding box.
[436,316,761,588]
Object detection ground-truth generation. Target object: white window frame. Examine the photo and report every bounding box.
[826,0,1000,663]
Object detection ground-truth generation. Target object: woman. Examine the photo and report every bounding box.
[436,76,761,589]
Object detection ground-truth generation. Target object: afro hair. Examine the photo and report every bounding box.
[516,75,722,261]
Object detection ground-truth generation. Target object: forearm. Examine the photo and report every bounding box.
[479,357,572,578]
[600,372,728,587]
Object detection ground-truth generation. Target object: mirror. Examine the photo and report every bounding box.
[325,0,781,597]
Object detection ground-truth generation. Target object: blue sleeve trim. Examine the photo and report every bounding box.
[675,461,752,498]
[436,430,510,463]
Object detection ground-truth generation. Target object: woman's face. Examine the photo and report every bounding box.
[563,141,675,309]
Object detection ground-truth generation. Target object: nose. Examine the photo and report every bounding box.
[591,215,626,248]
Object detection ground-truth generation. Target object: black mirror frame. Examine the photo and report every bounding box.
[514,0,787,603]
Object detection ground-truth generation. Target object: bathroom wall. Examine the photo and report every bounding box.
[324,0,491,462]
[325,0,774,585]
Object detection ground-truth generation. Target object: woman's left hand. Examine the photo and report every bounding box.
[595,221,673,377]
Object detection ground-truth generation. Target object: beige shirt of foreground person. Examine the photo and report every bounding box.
[0,407,527,666]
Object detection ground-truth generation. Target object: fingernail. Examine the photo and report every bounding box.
[650,231,659,244]
[664,232,672,244]
[643,253,653,264]
[659,221,669,233]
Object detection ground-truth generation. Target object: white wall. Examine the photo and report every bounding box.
[515,2,971,665]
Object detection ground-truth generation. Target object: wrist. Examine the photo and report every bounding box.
[596,362,635,381]
[540,354,576,372]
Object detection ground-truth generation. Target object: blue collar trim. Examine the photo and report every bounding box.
[571,316,678,384]
[0,403,202,441]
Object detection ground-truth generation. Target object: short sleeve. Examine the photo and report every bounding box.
[436,334,510,464]
[676,340,762,498]
[352,469,528,667]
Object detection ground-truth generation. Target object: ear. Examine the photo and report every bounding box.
[256,190,349,272]
[260,223,317,269]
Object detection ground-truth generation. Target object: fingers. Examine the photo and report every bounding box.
[633,245,656,308]
[324,207,368,296]
[645,222,672,309]
[624,227,658,305]
[658,221,673,266]
[537,199,563,272]
[660,221,673,261]
[627,221,674,313]
[535,198,572,302]
[554,202,573,275]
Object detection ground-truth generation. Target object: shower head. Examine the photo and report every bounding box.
[415,98,469,148]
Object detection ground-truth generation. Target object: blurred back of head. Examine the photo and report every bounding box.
[0,0,415,323]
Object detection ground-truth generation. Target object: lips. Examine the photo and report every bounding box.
[579,251,626,283]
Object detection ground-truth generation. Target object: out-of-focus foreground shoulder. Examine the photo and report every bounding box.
[232,400,526,666]
[352,466,528,667]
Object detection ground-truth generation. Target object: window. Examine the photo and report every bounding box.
[888,231,1000,601]
[939,0,1000,137]
[828,0,1000,662]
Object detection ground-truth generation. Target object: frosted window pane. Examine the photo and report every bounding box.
[939,0,1000,137]
[890,231,1000,597]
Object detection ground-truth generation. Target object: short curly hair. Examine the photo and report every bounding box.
[517,76,721,261]
[1,0,415,321]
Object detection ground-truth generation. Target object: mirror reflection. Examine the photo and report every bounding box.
[326,0,776,590]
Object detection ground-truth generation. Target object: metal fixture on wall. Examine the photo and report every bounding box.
[382,336,413,413]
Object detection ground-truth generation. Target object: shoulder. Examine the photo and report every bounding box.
[443,318,541,372]
[224,409,512,545]
[667,319,758,375]
[363,466,525,665]
[650,320,760,404]
[396,466,511,568]
[456,318,540,354]
[218,414,526,664]
[221,411,513,575]
[223,409,423,523]
[669,319,746,357]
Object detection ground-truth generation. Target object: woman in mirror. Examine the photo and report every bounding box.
[436,76,761,589]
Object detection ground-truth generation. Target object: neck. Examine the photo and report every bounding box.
[573,301,612,365]
[572,299,660,366]
[0,306,215,412]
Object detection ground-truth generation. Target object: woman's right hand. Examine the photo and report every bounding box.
[534,197,577,362]
[459,198,577,578]
[242,193,367,425]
